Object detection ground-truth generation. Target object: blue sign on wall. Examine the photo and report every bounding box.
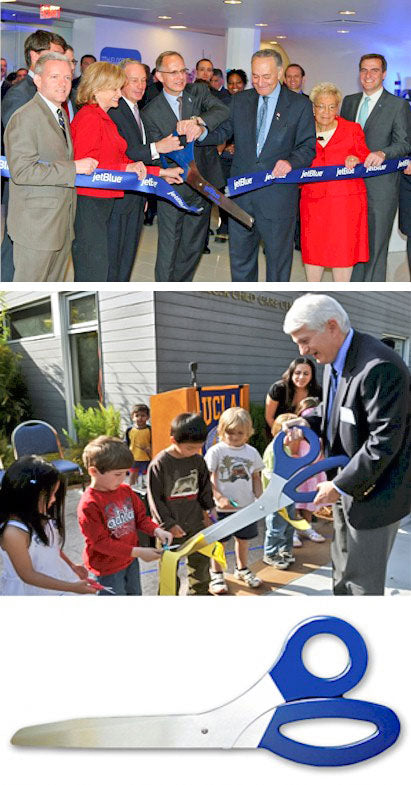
[100,47,141,64]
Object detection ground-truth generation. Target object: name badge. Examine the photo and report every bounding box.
[340,406,356,425]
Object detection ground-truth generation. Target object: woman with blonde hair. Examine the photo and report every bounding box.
[71,61,182,281]
[300,81,370,282]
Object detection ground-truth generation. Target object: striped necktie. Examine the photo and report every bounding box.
[256,96,268,156]
[133,103,143,136]
[176,95,183,120]
[56,107,68,144]
[357,96,370,129]
[326,365,339,444]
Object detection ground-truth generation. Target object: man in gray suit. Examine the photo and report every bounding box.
[1,28,67,282]
[341,54,411,282]
[283,294,410,595]
[141,50,229,282]
[4,53,97,281]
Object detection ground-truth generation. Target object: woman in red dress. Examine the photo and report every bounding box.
[300,82,370,282]
[71,62,182,281]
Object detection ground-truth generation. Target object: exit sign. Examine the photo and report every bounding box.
[40,5,61,19]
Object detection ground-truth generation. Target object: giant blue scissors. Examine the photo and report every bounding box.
[11,616,400,765]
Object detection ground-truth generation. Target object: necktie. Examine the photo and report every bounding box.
[56,107,68,144]
[256,96,268,156]
[176,95,183,120]
[133,103,143,136]
[357,96,370,129]
[326,365,339,444]
[61,100,70,119]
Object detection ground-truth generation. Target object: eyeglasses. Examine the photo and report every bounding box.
[68,59,78,65]
[158,68,189,77]
[314,103,338,111]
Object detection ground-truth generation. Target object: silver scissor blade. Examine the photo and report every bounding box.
[12,673,281,749]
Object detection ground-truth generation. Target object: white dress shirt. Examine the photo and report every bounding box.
[122,96,159,159]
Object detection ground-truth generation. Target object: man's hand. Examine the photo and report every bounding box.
[126,161,147,179]
[313,481,340,506]
[159,166,184,184]
[281,417,308,447]
[169,524,186,538]
[364,150,385,167]
[155,134,183,154]
[345,155,360,169]
[404,162,411,175]
[74,157,98,175]
[272,159,292,178]
[176,119,203,143]
[154,527,173,547]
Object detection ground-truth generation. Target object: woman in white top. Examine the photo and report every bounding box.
[0,456,97,595]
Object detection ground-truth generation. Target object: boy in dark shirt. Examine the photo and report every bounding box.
[147,413,216,595]
[78,436,171,595]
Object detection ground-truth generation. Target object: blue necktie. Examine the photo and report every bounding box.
[357,96,370,129]
[326,365,339,444]
[256,96,268,156]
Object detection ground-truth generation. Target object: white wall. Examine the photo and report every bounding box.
[72,17,226,73]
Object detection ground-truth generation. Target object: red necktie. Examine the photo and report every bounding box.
[61,100,70,122]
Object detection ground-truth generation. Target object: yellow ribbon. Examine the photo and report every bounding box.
[159,534,226,596]
[278,507,311,531]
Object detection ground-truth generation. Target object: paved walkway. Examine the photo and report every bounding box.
[2,485,409,596]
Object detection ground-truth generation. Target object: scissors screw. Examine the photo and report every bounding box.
[201,728,209,735]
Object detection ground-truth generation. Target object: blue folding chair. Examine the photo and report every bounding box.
[11,420,85,490]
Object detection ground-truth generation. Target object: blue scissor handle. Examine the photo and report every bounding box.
[273,427,321,479]
[159,137,195,180]
[282,454,350,503]
[269,617,368,701]
[258,697,400,766]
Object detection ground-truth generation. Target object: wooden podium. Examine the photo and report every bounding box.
[150,384,250,457]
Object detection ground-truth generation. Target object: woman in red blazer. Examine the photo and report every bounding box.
[300,82,370,282]
[71,62,182,281]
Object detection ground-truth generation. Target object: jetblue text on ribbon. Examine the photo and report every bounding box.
[227,157,410,197]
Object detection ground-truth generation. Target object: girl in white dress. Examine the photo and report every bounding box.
[0,456,98,595]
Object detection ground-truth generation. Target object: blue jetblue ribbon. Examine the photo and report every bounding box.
[227,157,411,197]
[0,156,202,214]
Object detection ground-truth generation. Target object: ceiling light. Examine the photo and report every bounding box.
[338,10,356,14]
[169,25,187,29]
[337,29,350,33]
[224,1,242,4]
[158,16,172,19]
[255,23,268,27]
[276,35,287,39]
[269,40,278,44]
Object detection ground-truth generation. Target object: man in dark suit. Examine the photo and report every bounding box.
[341,53,411,282]
[1,29,66,282]
[399,163,411,277]
[210,68,230,101]
[71,53,96,91]
[203,49,316,281]
[284,63,307,96]
[283,294,410,595]
[141,50,229,282]
[107,59,183,281]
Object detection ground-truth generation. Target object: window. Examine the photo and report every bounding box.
[381,335,408,360]
[8,299,53,340]
[64,293,102,411]
[69,294,97,326]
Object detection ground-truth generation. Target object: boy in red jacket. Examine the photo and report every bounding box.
[78,436,172,594]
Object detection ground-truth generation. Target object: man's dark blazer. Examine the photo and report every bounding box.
[141,81,229,194]
[399,172,411,237]
[310,331,410,530]
[2,74,36,128]
[203,84,316,219]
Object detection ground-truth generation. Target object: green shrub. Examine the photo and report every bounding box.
[0,344,32,438]
[0,433,14,469]
[249,401,270,457]
[63,403,122,466]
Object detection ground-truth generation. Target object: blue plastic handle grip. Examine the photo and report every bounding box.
[258,697,401,766]
[273,427,321,478]
[269,617,368,701]
[282,454,350,503]
[159,137,195,180]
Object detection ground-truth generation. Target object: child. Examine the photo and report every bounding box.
[78,436,172,595]
[147,413,216,596]
[126,404,151,487]
[262,413,300,570]
[205,407,264,594]
[292,397,326,548]
[0,456,98,595]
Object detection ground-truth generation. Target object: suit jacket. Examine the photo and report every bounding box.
[4,93,77,251]
[340,88,411,200]
[2,74,36,128]
[203,84,316,218]
[141,81,229,192]
[309,330,410,529]
[108,97,155,209]
[399,172,411,236]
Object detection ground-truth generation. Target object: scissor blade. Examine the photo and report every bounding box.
[12,713,222,749]
[186,163,254,229]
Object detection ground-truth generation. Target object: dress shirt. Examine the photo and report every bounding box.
[122,96,159,159]
[328,328,354,497]
[256,81,281,151]
[355,87,384,125]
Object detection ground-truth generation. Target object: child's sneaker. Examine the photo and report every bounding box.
[304,528,326,543]
[293,532,302,547]
[209,570,228,595]
[281,549,295,564]
[234,567,262,588]
[262,553,290,570]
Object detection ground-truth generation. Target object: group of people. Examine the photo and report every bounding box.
[1,295,409,597]
[1,29,410,282]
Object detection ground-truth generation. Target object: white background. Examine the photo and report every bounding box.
[1,596,408,784]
